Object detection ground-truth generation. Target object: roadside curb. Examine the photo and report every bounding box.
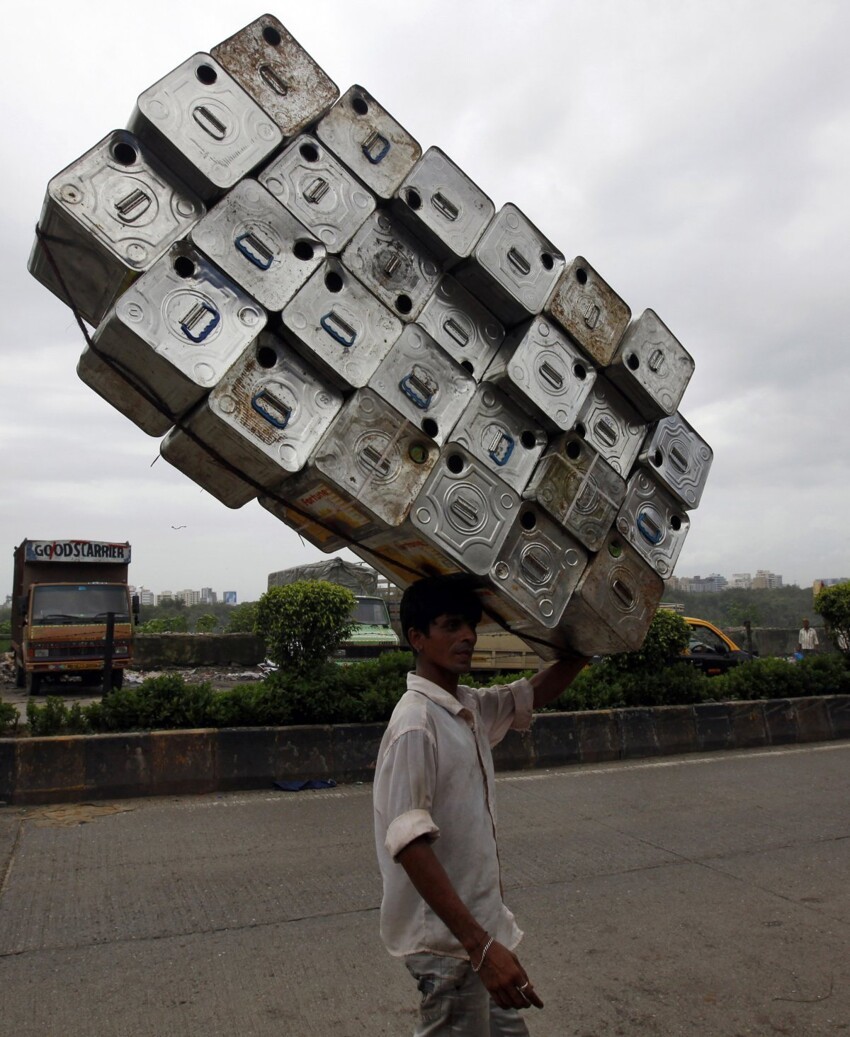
[2,694,849,805]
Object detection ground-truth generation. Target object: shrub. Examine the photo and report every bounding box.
[255,582,355,674]
[0,699,19,735]
[712,653,850,701]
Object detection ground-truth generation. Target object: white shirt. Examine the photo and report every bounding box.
[799,626,819,650]
[373,672,534,958]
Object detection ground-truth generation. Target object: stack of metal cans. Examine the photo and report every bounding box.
[28,13,713,658]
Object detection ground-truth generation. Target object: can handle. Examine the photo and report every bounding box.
[487,430,515,467]
[399,366,437,410]
[179,301,220,343]
[321,311,357,348]
[636,509,664,545]
[115,187,152,223]
[251,389,291,429]
[362,130,391,165]
[192,105,228,141]
[259,64,290,97]
[235,232,275,270]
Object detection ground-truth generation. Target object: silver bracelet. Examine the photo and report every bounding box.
[471,935,494,973]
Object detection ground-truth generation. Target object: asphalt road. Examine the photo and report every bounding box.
[1,742,848,1036]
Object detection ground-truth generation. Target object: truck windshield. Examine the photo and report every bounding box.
[352,597,391,626]
[31,585,129,625]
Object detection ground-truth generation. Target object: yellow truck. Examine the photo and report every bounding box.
[12,539,138,694]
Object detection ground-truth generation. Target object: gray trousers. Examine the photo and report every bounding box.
[405,953,531,1036]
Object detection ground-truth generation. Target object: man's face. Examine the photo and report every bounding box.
[802,620,810,630]
[409,612,478,675]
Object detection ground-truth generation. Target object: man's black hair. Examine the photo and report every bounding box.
[400,574,483,645]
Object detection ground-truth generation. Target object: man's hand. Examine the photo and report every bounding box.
[475,938,543,1010]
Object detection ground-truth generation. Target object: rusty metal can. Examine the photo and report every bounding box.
[545,256,631,367]
[259,133,376,253]
[315,85,422,200]
[417,274,504,380]
[342,210,442,321]
[606,309,695,420]
[211,14,339,138]
[28,130,205,328]
[128,53,282,200]
[190,178,325,310]
[454,203,565,325]
[368,323,476,444]
[615,469,690,579]
[76,345,172,437]
[484,316,597,431]
[638,412,713,510]
[393,146,494,266]
[160,426,258,509]
[92,240,266,419]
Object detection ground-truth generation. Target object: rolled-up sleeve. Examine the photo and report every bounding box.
[475,678,534,746]
[375,726,440,860]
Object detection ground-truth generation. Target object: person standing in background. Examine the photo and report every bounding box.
[798,618,819,655]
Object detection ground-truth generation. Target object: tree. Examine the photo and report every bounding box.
[194,613,218,633]
[608,609,691,673]
[814,583,850,654]
[255,581,356,673]
[226,601,259,634]
[137,614,189,634]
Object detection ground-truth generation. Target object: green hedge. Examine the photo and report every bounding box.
[18,651,850,738]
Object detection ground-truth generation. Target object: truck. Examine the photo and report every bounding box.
[267,558,400,661]
[12,539,138,694]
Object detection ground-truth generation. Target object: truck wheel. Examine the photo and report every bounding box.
[26,672,42,696]
[15,663,26,689]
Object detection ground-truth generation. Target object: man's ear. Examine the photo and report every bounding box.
[407,626,426,653]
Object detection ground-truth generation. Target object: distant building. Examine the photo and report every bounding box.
[731,573,752,589]
[223,591,237,605]
[666,574,727,593]
[752,570,783,590]
[813,578,850,596]
[157,591,173,605]
[200,587,217,605]
[179,589,201,606]
[136,587,155,607]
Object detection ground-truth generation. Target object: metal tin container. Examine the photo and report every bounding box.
[447,382,547,494]
[606,309,695,421]
[92,240,266,419]
[350,524,461,591]
[258,134,376,253]
[314,85,421,200]
[615,469,690,578]
[574,374,647,478]
[189,178,325,310]
[483,317,597,431]
[160,426,258,508]
[175,331,344,489]
[281,257,402,390]
[417,274,504,380]
[259,487,355,555]
[638,412,713,510]
[342,210,441,321]
[408,443,520,574]
[488,502,589,632]
[368,323,476,444]
[76,345,173,437]
[270,387,440,548]
[211,14,338,138]
[393,146,494,266]
[523,432,627,552]
[557,531,665,655]
[128,53,282,200]
[545,256,631,367]
[454,203,565,325]
[28,130,205,328]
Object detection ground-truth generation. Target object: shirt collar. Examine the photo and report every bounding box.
[407,672,473,720]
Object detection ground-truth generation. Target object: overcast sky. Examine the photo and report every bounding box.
[2,0,848,602]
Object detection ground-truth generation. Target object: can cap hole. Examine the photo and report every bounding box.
[174,256,196,279]
[652,449,663,467]
[520,430,537,449]
[409,443,429,464]
[627,353,640,371]
[575,267,588,285]
[540,252,554,271]
[405,188,422,211]
[566,440,582,461]
[574,422,586,439]
[324,270,344,293]
[262,26,282,46]
[574,363,587,380]
[196,64,218,86]
[351,95,369,116]
[520,510,537,531]
[395,294,413,315]
[299,142,320,162]
[112,141,138,166]
[447,453,464,474]
[256,345,278,368]
[671,515,682,531]
[422,418,439,438]
[461,361,474,375]
[293,241,315,261]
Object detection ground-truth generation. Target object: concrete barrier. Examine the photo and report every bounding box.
[1,695,849,805]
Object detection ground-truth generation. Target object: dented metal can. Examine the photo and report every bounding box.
[259,134,376,253]
[393,146,494,266]
[368,323,476,444]
[189,178,325,310]
[447,381,547,494]
[418,274,504,380]
[557,531,665,655]
[91,240,266,419]
[315,85,422,200]
[128,53,282,200]
[281,257,402,390]
[211,14,339,138]
[174,331,344,489]
[545,256,631,367]
[76,345,173,438]
[28,129,205,328]
[160,426,258,509]
[454,203,565,326]
[638,412,713,510]
[523,432,627,552]
[606,309,695,421]
[342,210,441,321]
[574,374,648,478]
[484,317,597,431]
[615,469,691,578]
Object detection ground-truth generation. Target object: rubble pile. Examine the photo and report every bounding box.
[28,14,712,658]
